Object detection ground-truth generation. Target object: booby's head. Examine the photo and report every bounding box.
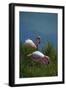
[35,36,41,49]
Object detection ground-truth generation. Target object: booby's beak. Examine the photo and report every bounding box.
[27,53,32,57]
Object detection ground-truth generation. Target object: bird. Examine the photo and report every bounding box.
[27,51,50,64]
[24,36,41,49]
[24,39,37,49]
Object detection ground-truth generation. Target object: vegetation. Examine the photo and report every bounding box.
[20,42,58,78]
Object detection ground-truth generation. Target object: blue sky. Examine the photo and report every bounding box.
[19,12,58,50]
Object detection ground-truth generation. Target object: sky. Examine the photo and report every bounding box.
[19,12,58,50]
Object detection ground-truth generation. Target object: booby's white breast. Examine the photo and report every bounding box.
[24,39,36,47]
[32,51,44,57]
